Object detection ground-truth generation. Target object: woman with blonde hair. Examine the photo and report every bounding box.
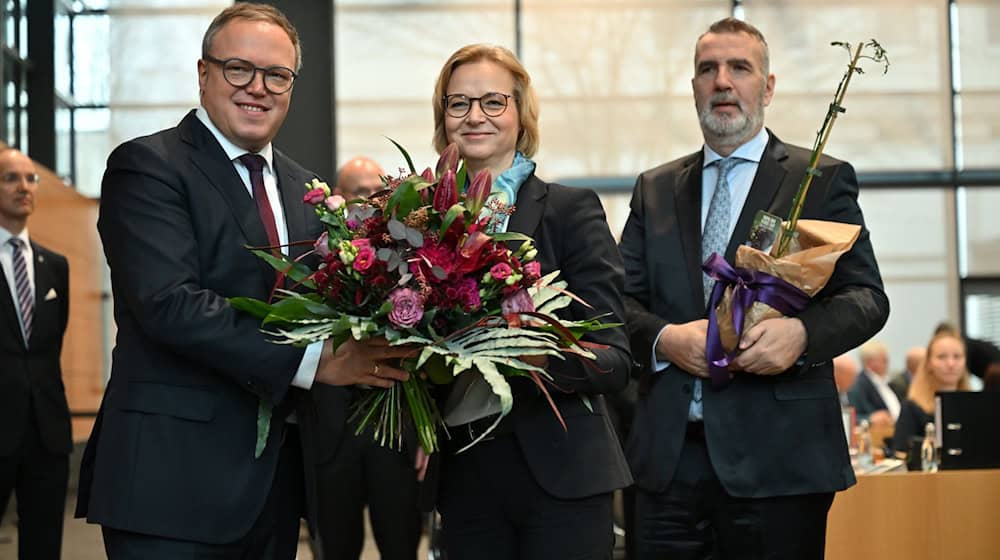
[892,329,971,452]
[424,44,632,559]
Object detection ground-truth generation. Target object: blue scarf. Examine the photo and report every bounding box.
[484,151,536,232]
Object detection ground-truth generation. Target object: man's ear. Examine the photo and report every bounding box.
[197,59,208,95]
[763,73,776,107]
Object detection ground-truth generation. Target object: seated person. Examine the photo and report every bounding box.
[892,329,971,454]
[847,339,898,429]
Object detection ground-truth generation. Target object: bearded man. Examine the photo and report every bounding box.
[618,17,889,560]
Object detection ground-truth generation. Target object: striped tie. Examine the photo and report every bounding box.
[9,238,33,343]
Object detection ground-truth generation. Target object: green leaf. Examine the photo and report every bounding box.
[385,176,423,218]
[439,203,465,237]
[229,297,273,320]
[456,160,467,195]
[490,231,533,243]
[421,352,453,385]
[250,249,316,287]
[255,400,272,459]
[387,137,417,175]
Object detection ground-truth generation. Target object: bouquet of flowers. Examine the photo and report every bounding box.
[702,39,890,387]
[232,141,615,457]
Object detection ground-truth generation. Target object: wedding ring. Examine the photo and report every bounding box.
[373,363,381,377]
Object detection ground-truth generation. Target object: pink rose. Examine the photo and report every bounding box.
[353,246,376,272]
[388,288,424,328]
[501,288,535,315]
[490,263,513,281]
[303,188,326,205]
[324,195,346,211]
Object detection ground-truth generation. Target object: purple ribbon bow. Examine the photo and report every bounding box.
[702,253,810,388]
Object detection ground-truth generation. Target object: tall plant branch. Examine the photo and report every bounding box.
[775,39,890,257]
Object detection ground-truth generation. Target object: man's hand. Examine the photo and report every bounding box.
[655,320,710,378]
[730,317,807,375]
[314,337,412,388]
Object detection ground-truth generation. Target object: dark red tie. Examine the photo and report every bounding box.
[238,154,280,251]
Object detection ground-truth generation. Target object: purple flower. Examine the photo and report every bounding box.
[490,262,513,281]
[314,231,332,258]
[346,218,360,230]
[388,288,424,328]
[523,261,541,282]
[501,288,535,315]
[465,169,492,215]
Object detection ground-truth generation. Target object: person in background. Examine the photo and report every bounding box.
[0,148,71,560]
[847,339,899,428]
[423,43,632,560]
[892,329,970,454]
[311,156,422,560]
[619,17,889,560]
[833,354,859,409]
[889,346,924,403]
[335,157,384,200]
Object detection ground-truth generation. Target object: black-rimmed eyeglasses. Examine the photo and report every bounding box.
[203,55,298,94]
[443,92,514,118]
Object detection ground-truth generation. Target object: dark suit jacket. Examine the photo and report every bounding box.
[0,241,71,457]
[846,369,895,421]
[76,111,323,544]
[424,175,633,503]
[620,130,889,498]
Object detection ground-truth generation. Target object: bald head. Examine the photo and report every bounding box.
[905,346,925,375]
[833,354,859,393]
[335,157,384,199]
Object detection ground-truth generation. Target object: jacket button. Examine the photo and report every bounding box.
[682,384,692,395]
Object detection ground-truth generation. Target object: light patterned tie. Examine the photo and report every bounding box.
[701,157,741,303]
[9,238,33,344]
[691,157,741,410]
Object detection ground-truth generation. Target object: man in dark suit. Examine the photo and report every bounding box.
[0,147,71,560]
[311,157,422,560]
[75,4,409,559]
[619,18,889,559]
[847,339,899,427]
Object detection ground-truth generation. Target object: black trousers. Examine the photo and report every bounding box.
[102,425,305,560]
[0,407,69,560]
[314,431,421,560]
[438,434,614,560]
[634,426,834,560]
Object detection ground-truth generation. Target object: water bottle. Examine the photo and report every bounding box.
[921,421,939,473]
[857,419,873,469]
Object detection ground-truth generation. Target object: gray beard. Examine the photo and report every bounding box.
[698,99,764,150]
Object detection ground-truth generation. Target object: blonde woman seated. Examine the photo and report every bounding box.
[892,329,971,454]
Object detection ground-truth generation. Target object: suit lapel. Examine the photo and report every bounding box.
[673,154,706,306]
[726,131,787,261]
[273,149,312,260]
[180,112,272,253]
[30,245,57,346]
[0,266,22,344]
[505,174,546,253]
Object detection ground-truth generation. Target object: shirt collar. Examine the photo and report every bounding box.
[702,127,770,168]
[196,106,274,171]
[0,226,29,249]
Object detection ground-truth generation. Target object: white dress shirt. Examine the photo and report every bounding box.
[195,107,321,391]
